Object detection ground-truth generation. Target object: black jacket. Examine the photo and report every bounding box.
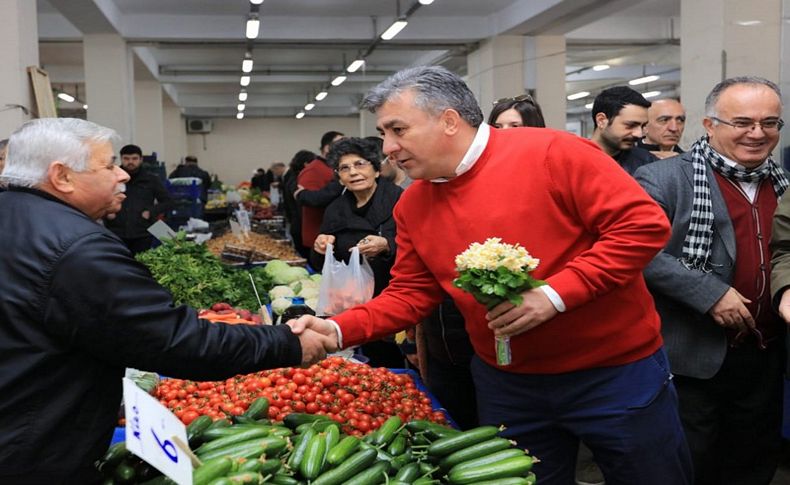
[310,180,402,295]
[0,188,302,483]
[104,168,173,239]
[297,179,343,208]
[169,163,211,201]
[614,146,658,176]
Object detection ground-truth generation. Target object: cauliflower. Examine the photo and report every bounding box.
[270,297,293,316]
[269,285,295,300]
[298,286,320,300]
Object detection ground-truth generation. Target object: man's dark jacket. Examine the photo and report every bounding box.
[614,146,658,175]
[0,188,302,483]
[169,163,211,201]
[104,168,173,239]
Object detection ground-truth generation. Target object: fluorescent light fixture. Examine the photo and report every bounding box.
[315,91,328,101]
[245,15,260,39]
[736,20,762,26]
[83,104,88,110]
[347,59,365,73]
[419,0,435,4]
[250,0,264,4]
[566,91,590,101]
[629,75,659,86]
[240,75,251,86]
[381,19,408,40]
[57,92,75,102]
[331,75,347,86]
[584,102,593,109]
[295,112,305,119]
[592,64,610,71]
[237,103,246,111]
[242,56,254,73]
[642,91,662,98]
[236,112,244,119]
[238,91,248,102]
[304,103,315,111]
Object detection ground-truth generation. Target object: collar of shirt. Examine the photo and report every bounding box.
[430,123,491,183]
[715,150,767,202]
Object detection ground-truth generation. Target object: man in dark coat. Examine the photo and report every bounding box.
[169,155,211,202]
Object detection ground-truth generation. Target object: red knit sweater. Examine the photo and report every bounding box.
[334,127,670,373]
[297,159,334,247]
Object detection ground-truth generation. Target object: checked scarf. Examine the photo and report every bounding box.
[681,135,788,271]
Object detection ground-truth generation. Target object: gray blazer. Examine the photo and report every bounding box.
[634,153,734,379]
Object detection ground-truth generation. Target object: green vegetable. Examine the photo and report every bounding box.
[447,455,535,484]
[426,425,500,457]
[448,448,529,474]
[438,437,513,471]
[193,457,234,485]
[325,435,360,465]
[299,433,326,480]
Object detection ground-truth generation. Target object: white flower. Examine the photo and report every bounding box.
[455,237,539,273]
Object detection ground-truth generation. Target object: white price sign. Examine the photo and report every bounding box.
[123,378,193,485]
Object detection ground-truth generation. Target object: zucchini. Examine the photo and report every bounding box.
[448,448,528,474]
[372,415,401,446]
[447,455,535,485]
[187,415,214,445]
[393,462,420,482]
[286,427,316,471]
[310,448,377,485]
[196,428,272,455]
[243,397,270,420]
[342,460,389,485]
[298,433,326,480]
[426,426,500,457]
[197,437,287,462]
[325,435,360,465]
[438,437,513,471]
[193,456,234,485]
[283,412,331,429]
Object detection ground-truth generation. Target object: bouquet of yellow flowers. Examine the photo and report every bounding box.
[453,238,545,365]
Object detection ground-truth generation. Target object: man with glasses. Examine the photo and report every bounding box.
[635,77,787,484]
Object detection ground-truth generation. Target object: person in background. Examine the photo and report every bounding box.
[488,93,546,128]
[251,167,267,191]
[637,98,687,159]
[169,155,211,202]
[636,77,786,485]
[290,65,691,484]
[0,118,333,482]
[296,131,344,253]
[282,149,316,258]
[104,144,173,255]
[311,138,404,367]
[590,86,657,175]
[0,138,7,192]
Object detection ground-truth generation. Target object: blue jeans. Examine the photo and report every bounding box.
[471,348,693,485]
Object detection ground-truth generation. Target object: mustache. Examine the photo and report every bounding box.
[114,183,126,195]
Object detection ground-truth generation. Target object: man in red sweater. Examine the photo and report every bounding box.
[291,66,691,484]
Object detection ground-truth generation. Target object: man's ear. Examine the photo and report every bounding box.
[47,161,75,193]
[702,117,715,138]
[594,112,609,130]
[440,108,463,136]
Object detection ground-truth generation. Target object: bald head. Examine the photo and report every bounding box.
[644,99,686,151]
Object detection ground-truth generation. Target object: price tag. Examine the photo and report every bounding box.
[235,204,251,235]
[147,220,177,242]
[123,378,193,485]
[229,220,243,241]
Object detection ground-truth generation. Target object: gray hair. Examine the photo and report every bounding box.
[0,118,119,188]
[705,76,782,117]
[361,65,484,127]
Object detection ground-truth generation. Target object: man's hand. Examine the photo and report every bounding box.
[294,185,306,198]
[486,288,558,337]
[296,327,336,367]
[708,287,755,331]
[778,290,790,323]
[141,210,151,220]
[313,234,336,255]
[287,315,340,352]
[357,235,389,258]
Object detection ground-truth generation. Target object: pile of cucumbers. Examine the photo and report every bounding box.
[96,398,537,484]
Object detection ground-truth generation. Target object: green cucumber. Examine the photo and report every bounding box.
[243,397,270,420]
[269,474,301,485]
[101,441,131,468]
[295,420,337,434]
[405,420,460,439]
[197,437,287,462]
[196,428,272,455]
[325,435,360,465]
[113,462,136,484]
[372,415,401,446]
[206,479,233,485]
[298,433,326,480]
[413,478,440,485]
[473,477,532,485]
[342,460,389,485]
[387,431,408,456]
[438,437,513,471]
[232,415,260,425]
[224,471,263,484]
[286,427,316,471]
[393,462,420,482]
[206,419,232,430]
[448,448,529,474]
[201,425,264,441]
[193,456,234,485]
[283,412,331,429]
[426,426,500,457]
[187,415,214,445]
[447,455,535,484]
[310,448,377,485]
[390,449,414,470]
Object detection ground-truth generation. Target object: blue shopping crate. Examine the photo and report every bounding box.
[166,179,202,201]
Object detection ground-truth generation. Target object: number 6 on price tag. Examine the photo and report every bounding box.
[123,378,193,485]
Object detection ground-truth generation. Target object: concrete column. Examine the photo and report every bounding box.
[0,0,38,137]
[359,108,377,138]
[681,0,783,145]
[134,80,164,157]
[83,34,134,141]
[466,35,566,129]
[162,95,186,169]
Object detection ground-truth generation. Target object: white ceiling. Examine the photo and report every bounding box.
[37,0,681,119]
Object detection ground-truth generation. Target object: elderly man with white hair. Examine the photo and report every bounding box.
[0,118,333,482]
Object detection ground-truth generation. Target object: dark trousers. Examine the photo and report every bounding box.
[674,342,784,485]
[471,348,693,485]
[426,353,479,430]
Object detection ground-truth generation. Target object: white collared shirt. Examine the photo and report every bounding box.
[429,123,491,183]
[719,153,767,202]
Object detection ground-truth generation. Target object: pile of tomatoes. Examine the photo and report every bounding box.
[154,357,447,436]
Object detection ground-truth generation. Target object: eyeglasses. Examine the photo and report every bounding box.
[492,94,535,106]
[336,159,372,174]
[710,116,784,132]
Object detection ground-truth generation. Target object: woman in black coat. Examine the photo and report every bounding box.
[311,137,404,367]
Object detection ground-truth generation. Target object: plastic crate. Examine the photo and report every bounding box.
[166,179,202,201]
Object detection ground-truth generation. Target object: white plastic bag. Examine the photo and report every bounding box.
[316,243,374,316]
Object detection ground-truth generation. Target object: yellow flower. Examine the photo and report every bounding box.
[455,237,539,273]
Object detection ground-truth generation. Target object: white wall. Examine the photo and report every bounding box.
[134,80,164,155]
[162,95,186,167]
[186,117,360,185]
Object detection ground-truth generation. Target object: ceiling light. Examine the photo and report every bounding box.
[347,59,365,73]
[242,53,254,73]
[736,20,762,26]
[304,103,315,111]
[418,0,435,4]
[250,0,264,4]
[584,102,593,109]
[57,92,75,102]
[240,75,251,86]
[236,112,244,119]
[331,75,347,87]
[238,91,248,102]
[642,91,662,98]
[566,91,590,101]
[245,15,260,39]
[83,104,88,110]
[237,103,246,111]
[592,64,610,71]
[296,112,305,119]
[315,91,328,101]
[381,19,408,40]
[629,75,659,86]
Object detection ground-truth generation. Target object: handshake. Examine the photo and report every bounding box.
[286,315,341,367]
